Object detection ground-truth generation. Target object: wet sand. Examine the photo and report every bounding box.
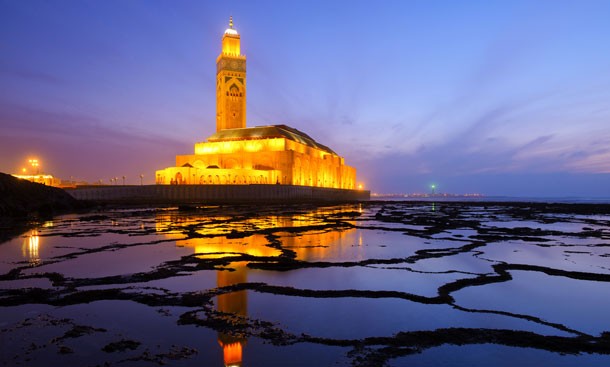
[1,201,610,366]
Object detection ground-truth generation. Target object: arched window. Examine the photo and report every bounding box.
[229,84,240,97]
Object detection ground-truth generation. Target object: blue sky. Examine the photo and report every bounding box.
[1,0,610,196]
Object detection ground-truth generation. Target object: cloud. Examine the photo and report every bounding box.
[0,66,64,85]
[0,102,188,183]
[0,102,184,146]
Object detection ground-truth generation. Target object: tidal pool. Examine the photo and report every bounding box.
[1,202,610,366]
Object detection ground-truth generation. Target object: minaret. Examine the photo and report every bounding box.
[216,16,246,132]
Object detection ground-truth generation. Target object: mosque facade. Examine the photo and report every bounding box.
[155,18,357,189]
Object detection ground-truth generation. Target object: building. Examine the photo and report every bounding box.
[11,174,62,187]
[12,159,65,187]
[156,18,357,189]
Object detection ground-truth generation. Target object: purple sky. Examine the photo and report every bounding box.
[1,0,610,197]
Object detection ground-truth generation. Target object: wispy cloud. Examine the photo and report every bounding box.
[0,66,64,85]
[0,102,185,146]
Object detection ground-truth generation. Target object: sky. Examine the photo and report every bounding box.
[1,0,610,197]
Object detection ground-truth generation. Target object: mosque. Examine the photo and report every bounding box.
[155,18,357,189]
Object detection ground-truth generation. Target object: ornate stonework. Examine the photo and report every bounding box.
[215,19,246,132]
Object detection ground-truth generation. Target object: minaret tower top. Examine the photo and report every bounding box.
[221,16,241,56]
[216,16,247,132]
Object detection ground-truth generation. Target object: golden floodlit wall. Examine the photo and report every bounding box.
[12,174,62,187]
[156,136,355,188]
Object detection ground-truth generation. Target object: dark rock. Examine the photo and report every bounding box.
[58,346,73,354]
[0,172,81,218]
[102,339,141,353]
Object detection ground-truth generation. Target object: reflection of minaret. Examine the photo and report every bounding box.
[217,264,248,367]
[154,206,359,366]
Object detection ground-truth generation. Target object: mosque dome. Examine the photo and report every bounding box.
[224,16,238,36]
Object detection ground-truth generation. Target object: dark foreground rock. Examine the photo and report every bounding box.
[0,172,81,217]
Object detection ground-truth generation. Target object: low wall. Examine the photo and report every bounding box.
[66,184,370,204]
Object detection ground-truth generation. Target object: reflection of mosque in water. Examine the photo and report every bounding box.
[22,229,41,265]
[20,222,54,265]
[156,209,358,366]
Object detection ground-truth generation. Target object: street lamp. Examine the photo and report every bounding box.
[122,175,126,185]
[139,174,144,185]
[28,159,40,175]
[430,184,437,195]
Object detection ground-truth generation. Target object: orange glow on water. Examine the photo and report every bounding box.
[217,261,247,367]
[156,208,357,261]
[220,341,243,367]
[22,230,40,264]
[155,206,359,366]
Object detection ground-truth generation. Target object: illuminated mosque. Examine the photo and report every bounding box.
[156,18,357,189]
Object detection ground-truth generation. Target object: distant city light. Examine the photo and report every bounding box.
[28,158,40,174]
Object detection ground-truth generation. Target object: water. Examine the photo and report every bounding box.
[1,202,610,366]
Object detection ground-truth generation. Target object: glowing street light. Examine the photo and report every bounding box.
[28,159,40,174]
[430,184,437,195]
[139,174,144,185]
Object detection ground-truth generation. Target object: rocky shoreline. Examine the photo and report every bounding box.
[0,172,85,243]
[0,172,80,218]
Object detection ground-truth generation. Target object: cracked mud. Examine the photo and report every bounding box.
[1,202,610,366]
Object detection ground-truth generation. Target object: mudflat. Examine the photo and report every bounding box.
[1,202,610,366]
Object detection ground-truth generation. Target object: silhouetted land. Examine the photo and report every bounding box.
[0,172,83,243]
[0,172,79,218]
